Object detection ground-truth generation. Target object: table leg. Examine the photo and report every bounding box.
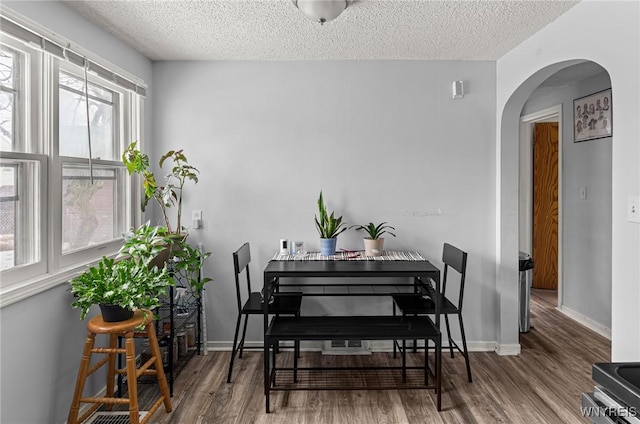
[402,339,407,383]
[436,334,442,411]
[424,338,429,385]
[264,338,270,413]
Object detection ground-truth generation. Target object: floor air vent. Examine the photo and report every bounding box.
[322,339,371,355]
[85,411,148,424]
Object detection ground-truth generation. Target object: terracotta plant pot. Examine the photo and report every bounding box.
[363,238,384,257]
[149,233,187,269]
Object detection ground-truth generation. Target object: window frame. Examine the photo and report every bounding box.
[54,60,133,269]
[0,25,144,307]
[0,43,20,152]
[0,151,47,285]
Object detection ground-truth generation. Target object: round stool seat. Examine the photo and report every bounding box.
[87,309,150,334]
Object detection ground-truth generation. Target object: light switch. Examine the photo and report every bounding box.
[580,187,587,200]
[628,196,640,223]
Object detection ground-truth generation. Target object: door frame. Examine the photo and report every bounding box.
[519,104,563,307]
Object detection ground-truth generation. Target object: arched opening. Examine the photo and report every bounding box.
[519,62,612,338]
[497,59,613,354]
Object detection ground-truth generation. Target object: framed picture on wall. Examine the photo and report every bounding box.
[573,89,612,142]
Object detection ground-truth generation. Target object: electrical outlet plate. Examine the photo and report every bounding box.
[192,210,202,221]
[628,196,640,223]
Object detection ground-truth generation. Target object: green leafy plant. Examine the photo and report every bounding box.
[119,221,213,295]
[172,242,213,294]
[70,256,174,320]
[122,141,199,234]
[119,221,173,264]
[314,191,347,239]
[351,222,396,240]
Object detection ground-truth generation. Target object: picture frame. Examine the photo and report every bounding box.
[573,89,612,142]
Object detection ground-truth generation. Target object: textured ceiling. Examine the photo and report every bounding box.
[62,0,579,61]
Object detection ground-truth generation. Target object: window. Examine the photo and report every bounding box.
[56,63,131,267]
[61,164,127,254]
[0,17,144,304]
[0,159,40,271]
[0,45,19,152]
[59,71,115,159]
[0,38,44,284]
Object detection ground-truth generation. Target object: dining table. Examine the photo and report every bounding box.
[261,250,443,413]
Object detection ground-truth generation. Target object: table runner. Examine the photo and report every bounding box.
[271,250,426,261]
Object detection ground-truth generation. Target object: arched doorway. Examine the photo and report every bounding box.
[518,62,612,339]
[496,59,613,354]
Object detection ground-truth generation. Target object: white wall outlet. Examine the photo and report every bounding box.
[580,187,587,200]
[627,196,640,223]
[192,210,202,229]
[628,196,640,223]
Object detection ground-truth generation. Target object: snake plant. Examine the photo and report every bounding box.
[314,191,347,239]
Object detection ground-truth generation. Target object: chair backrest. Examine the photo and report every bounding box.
[232,242,252,311]
[442,243,468,311]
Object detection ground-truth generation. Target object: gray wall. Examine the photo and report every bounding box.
[0,2,152,424]
[152,61,498,348]
[521,70,612,329]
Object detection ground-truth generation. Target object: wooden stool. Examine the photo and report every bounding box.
[68,309,172,424]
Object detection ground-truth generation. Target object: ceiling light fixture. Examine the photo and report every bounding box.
[292,0,349,25]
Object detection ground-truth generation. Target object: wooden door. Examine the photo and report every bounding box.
[532,122,558,289]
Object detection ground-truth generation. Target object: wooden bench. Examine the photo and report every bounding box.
[264,315,441,412]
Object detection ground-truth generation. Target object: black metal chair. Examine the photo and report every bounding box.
[227,242,302,383]
[392,243,472,382]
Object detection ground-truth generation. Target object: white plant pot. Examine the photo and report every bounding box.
[363,238,384,257]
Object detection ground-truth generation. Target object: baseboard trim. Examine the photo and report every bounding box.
[495,343,521,356]
[557,305,611,340]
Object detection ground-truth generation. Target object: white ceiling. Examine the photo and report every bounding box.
[62,0,580,61]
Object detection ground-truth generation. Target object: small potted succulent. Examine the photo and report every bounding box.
[314,191,348,256]
[351,222,396,257]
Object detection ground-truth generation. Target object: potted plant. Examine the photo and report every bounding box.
[120,221,212,295]
[120,220,173,267]
[121,142,212,302]
[314,191,347,256]
[122,141,199,235]
[171,242,213,294]
[70,256,174,321]
[351,222,396,257]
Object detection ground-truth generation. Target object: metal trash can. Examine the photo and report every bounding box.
[518,251,535,333]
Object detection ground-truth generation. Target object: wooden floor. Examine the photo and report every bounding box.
[134,292,609,423]
[531,287,558,306]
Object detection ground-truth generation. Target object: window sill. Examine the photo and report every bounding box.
[0,253,118,308]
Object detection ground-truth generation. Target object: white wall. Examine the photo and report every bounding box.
[152,60,499,348]
[521,70,613,330]
[497,1,640,360]
[0,2,152,424]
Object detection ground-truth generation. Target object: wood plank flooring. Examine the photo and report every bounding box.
[135,293,609,423]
